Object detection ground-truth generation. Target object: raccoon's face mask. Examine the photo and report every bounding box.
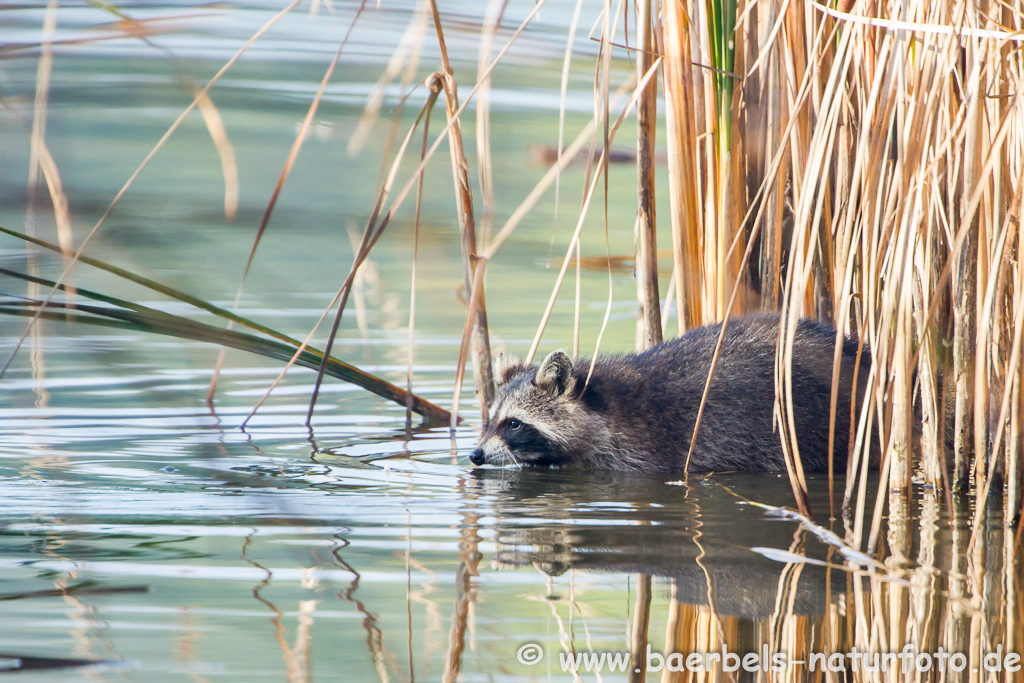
[469,350,576,467]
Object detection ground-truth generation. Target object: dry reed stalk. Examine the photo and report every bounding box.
[764,8,851,512]
[555,0,585,230]
[28,0,74,269]
[911,491,943,679]
[474,0,505,248]
[559,0,586,360]
[632,17,660,631]
[25,0,63,412]
[636,0,661,349]
[659,0,704,332]
[995,248,1014,494]
[192,89,238,221]
[662,264,678,338]
[776,311,813,515]
[441,502,481,683]
[592,0,622,362]
[889,298,913,494]
[967,237,1024,549]
[1006,520,1021,678]
[826,124,859,514]
[1010,214,1024,519]
[345,223,373,345]
[406,97,432,426]
[747,0,789,318]
[428,0,495,422]
[450,258,488,429]
[27,143,72,264]
[718,20,747,320]
[738,3,759,316]
[628,574,653,683]
[778,0,812,317]
[913,224,943,488]
[953,17,985,493]
[883,19,940,495]
[970,212,1020,509]
[697,2,719,322]
[0,0,305,382]
[660,580,681,683]
[1008,354,1022,521]
[574,242,583,359]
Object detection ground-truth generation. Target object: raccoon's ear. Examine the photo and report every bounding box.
[535,350,575,397]
[494,352,525,386]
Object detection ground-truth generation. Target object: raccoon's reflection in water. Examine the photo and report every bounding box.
[470,467,849,619]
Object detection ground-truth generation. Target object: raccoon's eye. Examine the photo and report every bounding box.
[508,418,522,430]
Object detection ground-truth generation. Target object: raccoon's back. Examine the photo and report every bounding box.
[575,314,866,473]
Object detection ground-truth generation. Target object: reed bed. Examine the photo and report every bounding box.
[637,1,1023,679]
[633,0,1024,523]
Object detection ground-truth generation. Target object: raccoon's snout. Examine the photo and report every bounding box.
[469,448,485,466]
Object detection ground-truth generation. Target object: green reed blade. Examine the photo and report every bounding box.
[708,0,737,148]
[0,224,301,348]
[0,270,452,425]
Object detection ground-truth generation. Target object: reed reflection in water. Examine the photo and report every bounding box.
[463,468,1023,682]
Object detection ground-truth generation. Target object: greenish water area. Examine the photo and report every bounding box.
[0,3,1017,682]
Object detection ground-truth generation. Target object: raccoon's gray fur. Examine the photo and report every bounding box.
[469,313,870,473]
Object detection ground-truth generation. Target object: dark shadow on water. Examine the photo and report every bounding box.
[0,653,124,674]
[468,467,850,617]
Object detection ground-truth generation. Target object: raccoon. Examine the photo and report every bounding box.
[469,313,870,473]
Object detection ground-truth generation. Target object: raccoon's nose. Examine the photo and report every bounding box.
[469,448,485,466]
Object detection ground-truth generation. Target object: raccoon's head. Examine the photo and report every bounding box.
[469,349,580,467]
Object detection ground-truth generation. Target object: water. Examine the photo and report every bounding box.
[1,2,1019,681]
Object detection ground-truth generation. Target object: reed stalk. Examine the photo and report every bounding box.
[441,498,481,683]
[636,0,661,350]
[953,16,984,494]
[28,0,73,270]
[659,0,704,332]
[428,0,495,423]
[628,574,653,683]
[406,87,432,426]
